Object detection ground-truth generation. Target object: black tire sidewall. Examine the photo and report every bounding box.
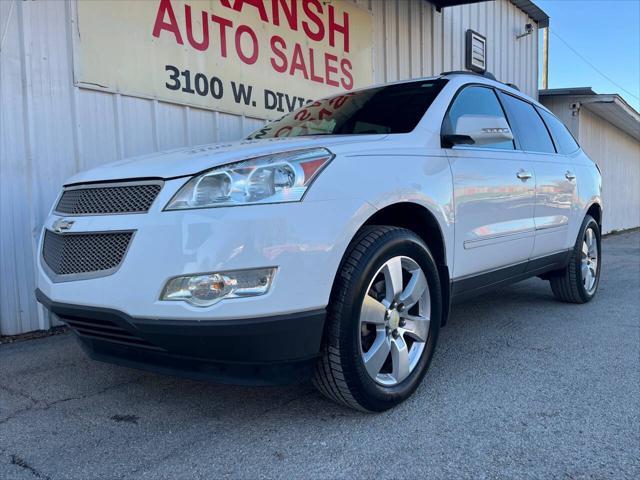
[335,229,442,411]
[573,215,602,302]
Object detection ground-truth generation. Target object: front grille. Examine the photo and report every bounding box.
[61,314,163,351]
[55,182,162,215]
[43,230,133,277]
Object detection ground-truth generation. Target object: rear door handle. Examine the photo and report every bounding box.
[565,171,576,181]
[516,170,532,181]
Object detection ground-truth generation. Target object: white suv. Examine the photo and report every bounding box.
[36,72,602,411]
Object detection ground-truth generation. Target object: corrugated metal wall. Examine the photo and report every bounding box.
[0,0,539,335]
[578,109,640,234]
[365,0,538,96]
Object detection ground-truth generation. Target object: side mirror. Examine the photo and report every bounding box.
[444,114,513,146]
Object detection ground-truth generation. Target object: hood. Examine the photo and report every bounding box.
[65,135,387,185]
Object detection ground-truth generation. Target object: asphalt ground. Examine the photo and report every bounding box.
[1,231,638,479]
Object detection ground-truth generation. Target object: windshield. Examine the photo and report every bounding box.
[246,79,447,140]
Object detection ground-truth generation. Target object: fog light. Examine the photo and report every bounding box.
[161,268,275,307]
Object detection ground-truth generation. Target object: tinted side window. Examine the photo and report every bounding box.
[443,86,514,150]
[537,107,580,154]
[499,93,555,153]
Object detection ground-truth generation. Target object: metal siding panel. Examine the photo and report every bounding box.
[527,27,535,96]
[243,117,266,137]
[578,109,640,233]
[217,112,244,142]
[370,0,386,83]
[409,1,422,78]
[532,27,539,98]
[384,0,398,82]
[442,7,454,71]
[0,0,14,27]
[451,6,463,71]
[432,7,443,74]
[520,22,528,95]
[77,89,119,170]
[497,1,505,80]
[509,2,518,85]
[120,97,156,158]
[189,109,218,146]
[25,1,75,238]
[420,2,434,76]
[8,0,70,334]
[486,0,496,75]
[478,3,486,38]
[397,0,410,80]
[0,0,36,335]
[26,2,80,331]
[513,4,521,87]
[505,2,513,84]
[156,102,189,151]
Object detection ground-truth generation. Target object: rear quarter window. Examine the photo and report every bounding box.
[536,107,580,154]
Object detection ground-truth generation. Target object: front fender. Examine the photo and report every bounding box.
[307,152,455,268]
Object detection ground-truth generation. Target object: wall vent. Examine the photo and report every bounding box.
[465,29,487,74]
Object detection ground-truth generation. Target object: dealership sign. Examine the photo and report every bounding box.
[73,0,374,119]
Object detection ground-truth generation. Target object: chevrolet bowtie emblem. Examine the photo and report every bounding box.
[52,218,75,233]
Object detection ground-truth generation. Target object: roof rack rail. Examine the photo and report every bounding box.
[440,70,497,81]
[440,70,521,92]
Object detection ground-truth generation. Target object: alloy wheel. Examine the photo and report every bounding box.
[581,227,599,294]
[358,256,431,386]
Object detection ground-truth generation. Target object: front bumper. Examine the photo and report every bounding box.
[36,179,374,320]
[36,289,325,385]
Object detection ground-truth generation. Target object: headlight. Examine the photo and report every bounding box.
[161,268,276,307]
[165,148,333,210]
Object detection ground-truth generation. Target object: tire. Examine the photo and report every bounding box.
[313,226,442,412]
[549,215,601,304]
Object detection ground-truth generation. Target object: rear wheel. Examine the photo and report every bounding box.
[313,226,442,412]
[549,215,601,303]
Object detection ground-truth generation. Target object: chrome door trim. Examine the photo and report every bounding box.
[463,228,535,249]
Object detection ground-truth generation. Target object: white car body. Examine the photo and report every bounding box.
[36,72,602,388]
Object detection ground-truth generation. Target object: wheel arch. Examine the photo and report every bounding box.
[586,202,602,228]
[361,202,448,269]
[339,201,452,326]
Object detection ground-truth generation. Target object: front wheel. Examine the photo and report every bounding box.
[313,226,442,412]
[549,215,601,303]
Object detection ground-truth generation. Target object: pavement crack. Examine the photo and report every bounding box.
[0,405,36,426]
[9,454,52,480]
[42,377,144,409]
[0,377,143,426]
[0,384,39,426]
[0,383,39,405]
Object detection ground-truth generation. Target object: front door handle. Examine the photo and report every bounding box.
[516,170,532,181]
[565,171,576,181]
